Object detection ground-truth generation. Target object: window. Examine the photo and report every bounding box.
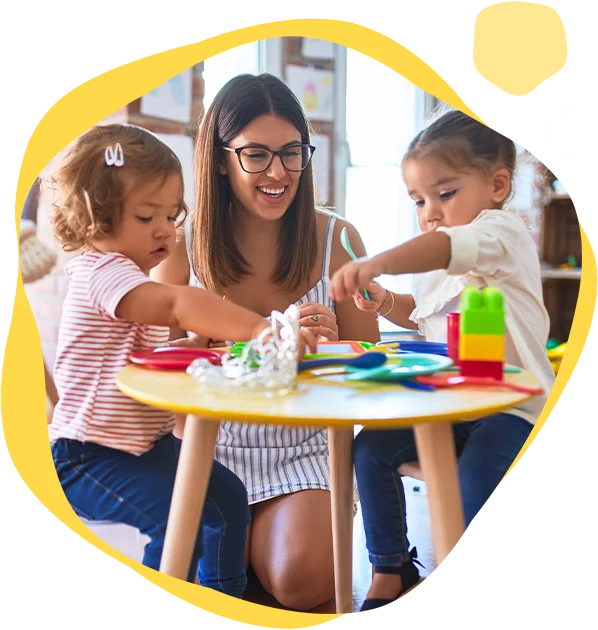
[344,49,424,332]
[202,43,261,110]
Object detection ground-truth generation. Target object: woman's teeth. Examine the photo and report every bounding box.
[258,186,285,197]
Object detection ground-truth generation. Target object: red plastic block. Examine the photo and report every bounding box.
[460,359,503,381]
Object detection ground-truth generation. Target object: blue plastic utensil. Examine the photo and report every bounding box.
[340,227,371,301]
[400,379,437,392]
[298,351,387,373]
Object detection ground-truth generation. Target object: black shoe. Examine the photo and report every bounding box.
[359,547,424,612]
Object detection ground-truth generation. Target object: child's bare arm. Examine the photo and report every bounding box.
[116,283,318,354]
[373,231,451,276]
[116,282,268,343]
[331,231,450,302]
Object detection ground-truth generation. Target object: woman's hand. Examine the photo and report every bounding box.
[298,301,339,341]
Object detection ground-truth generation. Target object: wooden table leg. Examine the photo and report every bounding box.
[160,415,220,579]
[328,426,354,614]
[413,422,465,564]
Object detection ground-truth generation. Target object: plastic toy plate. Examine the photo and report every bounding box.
[345,353,453,382]
[129,347,223,371]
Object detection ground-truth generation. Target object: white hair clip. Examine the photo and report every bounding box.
[105,143,124,167]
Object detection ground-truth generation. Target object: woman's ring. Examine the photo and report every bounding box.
[310,314,319,323]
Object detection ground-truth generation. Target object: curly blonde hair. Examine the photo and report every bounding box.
[51,124,188,251]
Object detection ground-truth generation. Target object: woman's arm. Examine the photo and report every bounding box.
[329,219,381,343]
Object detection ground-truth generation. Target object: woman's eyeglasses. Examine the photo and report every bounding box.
[220,144,316,174]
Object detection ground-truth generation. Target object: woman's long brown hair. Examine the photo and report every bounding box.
[192,73,317,295]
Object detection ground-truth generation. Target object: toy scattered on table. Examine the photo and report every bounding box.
[415,375,544,395]
[344,353,453,382]
[298,352,387,373]
[375,340,449,356]
[446,312,461,365]
[186,304,300,397]
[340,227,370,301]
[459,286,505,381]
[230,339,370,362]
[129,347,223,371]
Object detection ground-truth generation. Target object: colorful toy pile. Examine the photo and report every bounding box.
[459,286,505,381]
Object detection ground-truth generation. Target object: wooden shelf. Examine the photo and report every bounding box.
[541,268,582,280]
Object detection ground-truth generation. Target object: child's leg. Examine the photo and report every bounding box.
[353,428,417,567]
[354,426,470,604]
[195,458,251,598]
[52,435,203,584]
[458,413,532,526]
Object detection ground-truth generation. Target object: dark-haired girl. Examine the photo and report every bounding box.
[331,109,555,611]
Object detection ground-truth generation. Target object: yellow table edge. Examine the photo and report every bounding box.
[116,364,538,429]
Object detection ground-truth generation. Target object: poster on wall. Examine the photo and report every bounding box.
[286,65,334,122]
[155,133,195,209]
[311,133,331,205]
[140,69,193,123]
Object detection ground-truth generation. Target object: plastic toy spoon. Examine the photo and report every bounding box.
[298,351,387,373]
[340,227,371,301]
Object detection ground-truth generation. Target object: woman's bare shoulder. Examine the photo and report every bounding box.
[150,228,190,286]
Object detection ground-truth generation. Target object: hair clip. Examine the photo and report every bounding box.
[105,143,124,167]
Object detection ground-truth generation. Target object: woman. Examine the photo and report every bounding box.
[153,73,379,610]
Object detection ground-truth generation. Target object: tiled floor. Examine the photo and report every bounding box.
[245,477,436,613]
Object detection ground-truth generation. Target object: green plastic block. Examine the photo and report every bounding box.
[460,286,505,336]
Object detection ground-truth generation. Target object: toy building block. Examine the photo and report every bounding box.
[460,286,505,336]
[459,286,505,380]
[459,359,504,381]
[459,333,505,362]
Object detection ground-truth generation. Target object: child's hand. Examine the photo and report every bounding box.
[330,257,385,302]
[353,281,386,312]
[251,322,317,360]
[167,333,209,348]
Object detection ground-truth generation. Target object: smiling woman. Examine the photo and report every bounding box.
[152,72,380,611]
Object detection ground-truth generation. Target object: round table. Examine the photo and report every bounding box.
[116,364,541,613]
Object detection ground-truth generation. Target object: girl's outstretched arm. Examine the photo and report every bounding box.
[330,231,450,302]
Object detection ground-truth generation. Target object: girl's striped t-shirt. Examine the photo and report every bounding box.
[49,251,175,455]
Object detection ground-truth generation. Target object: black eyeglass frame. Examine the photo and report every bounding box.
[220,144,316,173]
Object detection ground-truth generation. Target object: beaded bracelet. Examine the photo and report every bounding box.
[375,289,395,319]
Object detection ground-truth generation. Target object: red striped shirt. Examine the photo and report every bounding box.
[49,252,174,455]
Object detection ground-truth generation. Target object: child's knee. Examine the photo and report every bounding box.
[353,429,380,465]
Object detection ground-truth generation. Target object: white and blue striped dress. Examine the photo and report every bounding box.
[185,214,338,504]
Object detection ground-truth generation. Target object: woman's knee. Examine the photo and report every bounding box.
[269,562,335,611]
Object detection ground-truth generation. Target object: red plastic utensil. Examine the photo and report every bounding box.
[129,347,223,371]
[415,375,544,395]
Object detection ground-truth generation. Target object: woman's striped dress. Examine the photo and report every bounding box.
[185,215,339,504]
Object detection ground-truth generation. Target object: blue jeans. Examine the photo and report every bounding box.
[51,434,250,597]
[353,413,532,566]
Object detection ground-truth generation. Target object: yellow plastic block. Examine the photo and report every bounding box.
[459,333,505,362]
